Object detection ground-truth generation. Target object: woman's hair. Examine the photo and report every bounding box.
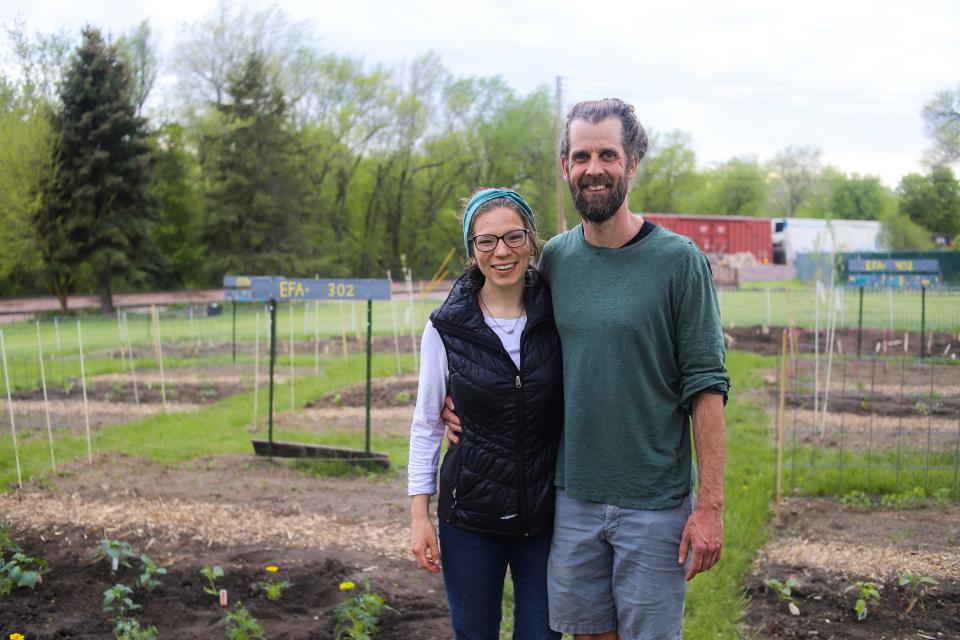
[458,188,541,293]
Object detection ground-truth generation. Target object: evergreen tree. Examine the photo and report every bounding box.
[37,27,155,313]
[200,52,308,280]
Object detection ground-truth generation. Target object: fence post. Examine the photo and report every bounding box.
[365,299,373,457]
[919,286,926,359]
[267,299,277,459]
[232,301,237,364]
[856,285,864,357]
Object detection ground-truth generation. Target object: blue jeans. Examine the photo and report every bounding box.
[439,521,560,640]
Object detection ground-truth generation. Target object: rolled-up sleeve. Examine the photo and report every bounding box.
[675,249,731,413]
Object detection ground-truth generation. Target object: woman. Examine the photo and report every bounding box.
[408,188,563,640]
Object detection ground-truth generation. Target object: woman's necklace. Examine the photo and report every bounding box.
[478,295,525,335]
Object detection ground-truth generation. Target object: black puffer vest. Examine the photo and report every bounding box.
[432,268,563,537]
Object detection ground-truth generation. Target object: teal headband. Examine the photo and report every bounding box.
[462,189,537,255]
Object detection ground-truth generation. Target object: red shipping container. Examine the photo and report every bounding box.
[642,214,772,263]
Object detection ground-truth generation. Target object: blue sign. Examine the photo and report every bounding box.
[848,259,939,274]
[249,278,392,301]
[223,275,282,288]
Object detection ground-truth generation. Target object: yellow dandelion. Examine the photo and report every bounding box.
[339,581,356,591]
[265,565,279,573]
[11,633,26,640]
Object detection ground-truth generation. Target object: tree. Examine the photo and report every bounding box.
[897,167,960,237]
[630,130,698,213]
[879,211,935,250]
[116,20,160,116]
[694,157,767,216]
[768,146,821,217]
[830,173,893,220]
[199,52,309,280]
[922,86,960,166]
[39,28,156,313]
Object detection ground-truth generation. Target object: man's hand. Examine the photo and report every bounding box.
[441,395,462,446]
[678,505,723,581]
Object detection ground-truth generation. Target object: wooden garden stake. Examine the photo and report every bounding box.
[406,267,418,369]
[76,321,93,464]
[122,313,141,409]
[252,311,260,428]
[151,306,168,413]
[776,329,788,519]
[53,316,61,351]
[36,322,56,472]
[314,300,320,374]
[0,330,23,488]
[219,589,228,607]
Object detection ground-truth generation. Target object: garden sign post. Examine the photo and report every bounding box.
[249,278,392,459]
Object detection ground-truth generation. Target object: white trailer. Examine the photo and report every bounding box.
[772,218,884,264]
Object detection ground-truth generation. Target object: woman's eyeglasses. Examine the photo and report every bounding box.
[470,229,530,253]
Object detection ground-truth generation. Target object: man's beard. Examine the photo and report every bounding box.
[569,174,628,224]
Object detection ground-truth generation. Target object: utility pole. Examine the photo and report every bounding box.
[555,75,567,234]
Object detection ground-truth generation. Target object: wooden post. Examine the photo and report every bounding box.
[776,329,788,518]
[151,306,168,413]
[35,322,56,472]
[0,331,23,488]
[77,321,93,464]
[289,303,295,410]
[252,311,261,428]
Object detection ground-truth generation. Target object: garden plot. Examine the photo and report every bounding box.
[742,497,960,639]
[0,453,450,639]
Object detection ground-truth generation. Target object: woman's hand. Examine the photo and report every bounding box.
[410,495,441,573]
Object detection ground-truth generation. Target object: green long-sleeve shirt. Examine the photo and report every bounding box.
[539,223,730,509]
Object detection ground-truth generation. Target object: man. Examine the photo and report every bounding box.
[445,98,729,639]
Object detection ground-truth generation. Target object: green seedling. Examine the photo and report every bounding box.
[393,390,411,404]
[0,550,49,596]
[201,564,224,596]
[844,580,880,621]
[136,554,166,592]
[225,602,266,640]
[763,577,800,615]
[898,572,939,614]
[334,579,395,640]
[112,617,158,640]
[97,538,137,573]
[257,578,293,602]
[839,490,872,509]
[102,583,140,617]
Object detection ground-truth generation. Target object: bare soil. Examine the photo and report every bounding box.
[0,453,450,639]
[742,498,960,639]
[725,326,959,359]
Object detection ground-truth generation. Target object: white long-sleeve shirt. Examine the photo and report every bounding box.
[407,316,526,496]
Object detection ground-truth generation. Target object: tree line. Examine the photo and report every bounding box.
[1,5,958,312]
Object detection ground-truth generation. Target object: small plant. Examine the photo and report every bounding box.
[136,554,166,593]
[257,564,292,602]
[839,490,872,509]
[225,602,266,640]
[763,577,800,615]
[914,400,931,416]
[334,579,394,640]
[879,487,927,510]
[0,522,15,552]
[112,617,158,640]
[844,580,880,621]
[97,538,137,573]
[898,572,939,614]
[393,390,411,404]
[331,393,343,406]
[201,564,224,596]
[103,583,140,617]
[0,550,49,596]
[932,487,953,508]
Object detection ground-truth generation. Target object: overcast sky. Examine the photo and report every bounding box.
[4,0,958,187]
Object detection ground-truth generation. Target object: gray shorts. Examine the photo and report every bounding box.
[547,489,693,639]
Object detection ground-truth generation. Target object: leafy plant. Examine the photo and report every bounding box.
[839,490,872,509]
[879,487,927,510]
[225,603,266,640]
[136,554,166,593]
[113,617,158,640]
[0,522,15,552]
[898,572,939,614]
[103,583,140,617]
[97,538,137,573]
[0,550,49,596]
[393,390,411,404]
[932,487,953,509]
[258,578,293,602]
[763,577,800,615]
[201,564,224,596]
[331,393,343,406]
[334,580,394,640]
[844,580,880,621]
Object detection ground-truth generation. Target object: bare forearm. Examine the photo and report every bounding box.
[691,392,726,511]
[411,494,432,522]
